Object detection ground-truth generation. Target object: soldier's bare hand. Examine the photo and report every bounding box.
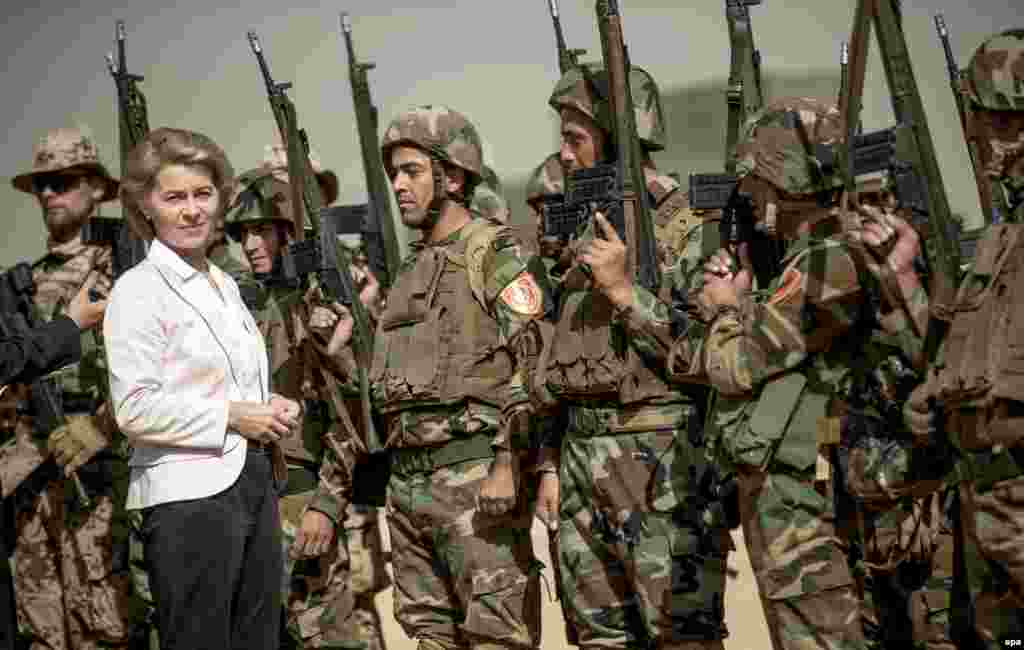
[579,212,632,307]
[847,207,921,276]
[308,305,339,332]
[324,304,355,357]
[534,471,559,531]
[292,509,335,559]
[700,245,753,309]
[478,450,519,517]
[66,272,108,331]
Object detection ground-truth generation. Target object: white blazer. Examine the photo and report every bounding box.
[104,239,269,510]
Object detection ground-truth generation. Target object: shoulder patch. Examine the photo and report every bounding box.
[499,272,543,316]
[768,267,803,306]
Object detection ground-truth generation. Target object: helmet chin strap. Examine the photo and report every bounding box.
[423,158,449,229]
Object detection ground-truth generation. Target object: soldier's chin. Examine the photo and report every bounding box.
[399,208,429,229]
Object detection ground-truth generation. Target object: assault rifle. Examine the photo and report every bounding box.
[248,31,388,505]
[339,13,401,290]
[568,1,660,292]
[547,0,587,74]
[934,14,1006,226]
[81,20,150,280]
[724,0,765,173]
[842,0,961,338]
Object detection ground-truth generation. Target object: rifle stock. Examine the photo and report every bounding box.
[339,13,401,290]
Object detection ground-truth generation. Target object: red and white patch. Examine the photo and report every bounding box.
[500,273,543,315]
[768,267,803,306]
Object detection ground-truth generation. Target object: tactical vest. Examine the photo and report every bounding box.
[369,220,515,415]
[932,223,1024,451]
[710,238,861,475]
[542,173,699,406]
[254,283,322,466]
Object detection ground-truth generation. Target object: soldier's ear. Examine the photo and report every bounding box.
[445,165,466,195]
[88,176,105,202]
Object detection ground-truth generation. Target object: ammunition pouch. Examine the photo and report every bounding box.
[389,433,494,478]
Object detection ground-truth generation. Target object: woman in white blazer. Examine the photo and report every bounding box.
[103,127,299,650]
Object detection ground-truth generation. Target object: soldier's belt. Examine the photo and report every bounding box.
[566,402,695,437]
[284,464,319,497]
[389,433,494,478]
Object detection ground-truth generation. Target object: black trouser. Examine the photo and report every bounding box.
[141,447,282,650]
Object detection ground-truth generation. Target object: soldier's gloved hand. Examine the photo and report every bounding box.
[291,509,336,559]
[478,450,520,517]
[47,414,110,475]
[579,213,633,308]
[534,471,559,532]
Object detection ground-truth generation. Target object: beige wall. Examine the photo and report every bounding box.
[2,1,1020,266]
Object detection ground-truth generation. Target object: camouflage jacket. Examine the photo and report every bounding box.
[244,277,363,525]
[337,218,545,452]
[622,224,926,472]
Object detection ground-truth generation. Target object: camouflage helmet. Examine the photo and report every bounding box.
[525,153,565,203]
[223,168,297,242]
[548,63,667,152]
[380,105,484,180]
[732,96,845,197]
[965,29,1024,111]
[470,165,509,223]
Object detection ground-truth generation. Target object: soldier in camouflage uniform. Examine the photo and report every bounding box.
[4,126,140,648]
[899,29,1024,647]
[528,64,730,650]
[583,97,936,650]
[224,162,388,650]
[318,105,546,650]
[470,164,510,225]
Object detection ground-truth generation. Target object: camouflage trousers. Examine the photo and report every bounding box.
[736,468,867,650]
[386,455,541,649]
[341,503,390,650]
[13,478,137,649]
[959,474,1024,647]
[558,404,729,650]
[281,490,380,649]
[855,491,954,650]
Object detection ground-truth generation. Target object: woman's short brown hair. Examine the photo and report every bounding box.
[120,127,235,241]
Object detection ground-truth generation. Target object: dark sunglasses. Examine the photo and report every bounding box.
[31,172,89,195]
